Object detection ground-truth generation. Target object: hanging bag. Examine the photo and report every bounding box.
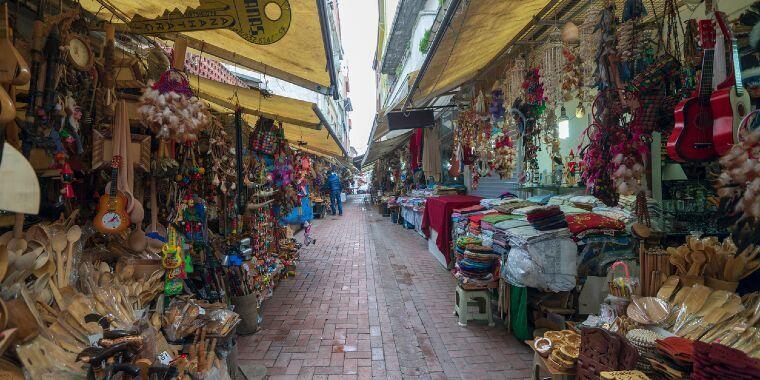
[249,117,279,155]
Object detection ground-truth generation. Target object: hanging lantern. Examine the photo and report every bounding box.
[561,21,580,44]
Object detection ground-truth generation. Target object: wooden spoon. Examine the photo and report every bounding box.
[687,250,706,277]
[50,233,68,287]
[63,226,82,287]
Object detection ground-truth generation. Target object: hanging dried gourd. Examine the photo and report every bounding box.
[716,113,760,220]
[138,71,210,143]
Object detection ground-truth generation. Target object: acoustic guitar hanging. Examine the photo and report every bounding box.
[91,0,291,45]
[667,20,718,162]
[94,156,131,234]
[711,11,751,156]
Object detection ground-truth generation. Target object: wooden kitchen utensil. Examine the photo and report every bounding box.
[63,225,81,287]
[50,232,67,286]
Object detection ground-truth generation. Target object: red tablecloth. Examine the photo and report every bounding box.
[422,195,482,264]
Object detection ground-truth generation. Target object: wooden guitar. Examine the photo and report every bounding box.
[667,20,718,162]
[93,156,131,234]
[711,11,751,156]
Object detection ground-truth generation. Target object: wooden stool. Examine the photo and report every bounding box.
[454,286,494,326]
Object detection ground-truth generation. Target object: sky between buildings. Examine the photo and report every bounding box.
[338,0,380,155]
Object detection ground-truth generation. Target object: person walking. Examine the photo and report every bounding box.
[327,170,343,216]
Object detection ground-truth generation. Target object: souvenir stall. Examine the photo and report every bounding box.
[0,1,346,377]
[412,0,760,378]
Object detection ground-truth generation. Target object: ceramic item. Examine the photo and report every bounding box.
[534,337,553,357]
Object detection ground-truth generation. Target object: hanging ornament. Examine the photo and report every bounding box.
[540,26,566,110]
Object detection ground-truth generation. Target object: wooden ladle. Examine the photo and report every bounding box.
[63,226,82,287]
[50,233,68,287]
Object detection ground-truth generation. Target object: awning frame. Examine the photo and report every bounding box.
[88,0,338,96]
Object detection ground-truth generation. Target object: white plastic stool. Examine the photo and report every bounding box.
[454,285,494,326]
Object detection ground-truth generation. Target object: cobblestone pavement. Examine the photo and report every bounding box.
[238,197,533,379]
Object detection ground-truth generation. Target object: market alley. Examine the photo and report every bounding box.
[237,197,533,379]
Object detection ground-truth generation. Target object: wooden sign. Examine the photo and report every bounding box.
[109,0,292,45]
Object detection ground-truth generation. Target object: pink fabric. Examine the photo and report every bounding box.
[422,195,482,264]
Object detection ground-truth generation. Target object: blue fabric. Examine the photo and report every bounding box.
[327,173,342,193]
[280,186,314,225]
[330,192,343,215]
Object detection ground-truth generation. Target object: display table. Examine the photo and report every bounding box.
[525,340,576,380]
[422,195,482,267]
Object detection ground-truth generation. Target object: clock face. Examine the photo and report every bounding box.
[68,37,92,69]
[101,212,122,230]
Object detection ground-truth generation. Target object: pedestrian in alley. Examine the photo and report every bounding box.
[326,169,343,216]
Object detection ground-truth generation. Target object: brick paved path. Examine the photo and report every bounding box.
[238,198,533,379]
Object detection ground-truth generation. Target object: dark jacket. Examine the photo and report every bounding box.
[327,173,342,193]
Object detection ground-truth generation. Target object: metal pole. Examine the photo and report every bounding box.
[234,108,245,212]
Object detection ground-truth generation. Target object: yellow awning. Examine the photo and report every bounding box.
[189,74,321,128]
[80,0,332,91]
[410,0,552,106]
[363,131,410,166]
[193,76,344,157]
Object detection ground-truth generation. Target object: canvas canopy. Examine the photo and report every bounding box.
[80,0,333,92]
[409,0,552,106]
[362,131,411,166]
[192,76,345,157]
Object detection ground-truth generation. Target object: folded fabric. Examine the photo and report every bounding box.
[494,201,537,214]
[566,213,626,235]
[453,204,485,214]
[526,209,563,223]
[481,213,517,224]
[512,205,544,215]
[529,212,565,226]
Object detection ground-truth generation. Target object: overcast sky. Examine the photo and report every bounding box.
[338,0,378,155]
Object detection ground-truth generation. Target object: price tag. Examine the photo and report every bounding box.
[157,351,172,365]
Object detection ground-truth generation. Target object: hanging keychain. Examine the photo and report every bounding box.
[162,227,186,295]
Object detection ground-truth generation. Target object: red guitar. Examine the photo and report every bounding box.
[667,20,718,162]
[711,11,751,156]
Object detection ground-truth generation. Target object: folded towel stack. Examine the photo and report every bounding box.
[525,205,568,231]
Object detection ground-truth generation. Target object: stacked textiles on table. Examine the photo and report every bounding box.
[566,212,635,275]
[591,195,664,231]
[466,211,497,235]
[455,236,482,257]
[493,200,537,214]
[492,218,577,292]
[525,205,569,231]
[548,194,605,211]
[454,243,499,287]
